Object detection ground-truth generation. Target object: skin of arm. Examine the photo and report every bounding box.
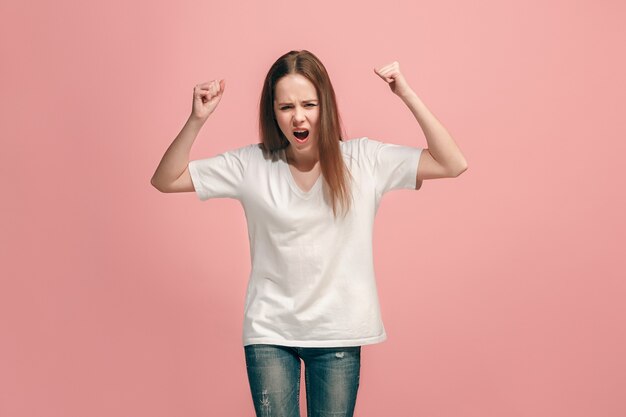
[150,115,205,192]
[400,90,468,177]
[151,79,225,192]
[374,62,468,181]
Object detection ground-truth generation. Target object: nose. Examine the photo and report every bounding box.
[293,105,305,124]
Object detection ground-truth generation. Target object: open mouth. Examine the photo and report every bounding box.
[293,129,310,142]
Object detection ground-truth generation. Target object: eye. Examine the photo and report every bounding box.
[278,103,317,110]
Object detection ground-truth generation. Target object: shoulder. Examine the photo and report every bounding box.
[226,142,266,163]
[340,137,370,156]
[340,137,383,165]
[243,142,264,154]
[193,142,263,170]
[341,137,385,152]
[340,137,369,148]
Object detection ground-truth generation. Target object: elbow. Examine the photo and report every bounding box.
[450,162,468,178]
[150,177,166,193]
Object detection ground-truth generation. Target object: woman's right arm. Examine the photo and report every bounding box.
[150,79,225,193]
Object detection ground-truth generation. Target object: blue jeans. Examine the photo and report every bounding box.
[244,344,361,417]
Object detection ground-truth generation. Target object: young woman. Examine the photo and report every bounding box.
[151,50,467,417]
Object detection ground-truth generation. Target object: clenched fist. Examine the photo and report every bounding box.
[191,79,226,121]
[373,62,414,98]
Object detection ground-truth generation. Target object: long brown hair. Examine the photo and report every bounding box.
[258,50,352,217]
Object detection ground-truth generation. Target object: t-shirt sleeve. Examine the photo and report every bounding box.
[187,144,253,200]
[360,137,423,196]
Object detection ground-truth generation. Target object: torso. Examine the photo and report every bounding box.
[285,148,322,193]
[239,138,386,347]
[288,163,321,193]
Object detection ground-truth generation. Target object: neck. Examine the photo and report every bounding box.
[286,146,319,170]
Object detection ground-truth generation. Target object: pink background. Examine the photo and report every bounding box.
[2,0,625,416]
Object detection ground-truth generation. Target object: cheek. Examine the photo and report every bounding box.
[274,114,286,128]
[276,117,291,136]
[312,113,320,128]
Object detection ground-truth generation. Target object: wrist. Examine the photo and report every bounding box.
[397,88,417,102]
[187,114,208,127]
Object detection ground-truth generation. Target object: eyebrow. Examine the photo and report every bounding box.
[276,99,319,105]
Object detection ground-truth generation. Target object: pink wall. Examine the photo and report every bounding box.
[2,0,625,416]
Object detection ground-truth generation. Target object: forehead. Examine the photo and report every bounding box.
[274,74,318,102]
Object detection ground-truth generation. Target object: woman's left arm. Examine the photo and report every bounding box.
[374,61,468,180]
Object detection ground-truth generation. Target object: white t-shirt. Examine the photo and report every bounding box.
[188,137,423,347]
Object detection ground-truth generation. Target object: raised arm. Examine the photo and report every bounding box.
[374,62,468,183]
[150,79,225,193]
